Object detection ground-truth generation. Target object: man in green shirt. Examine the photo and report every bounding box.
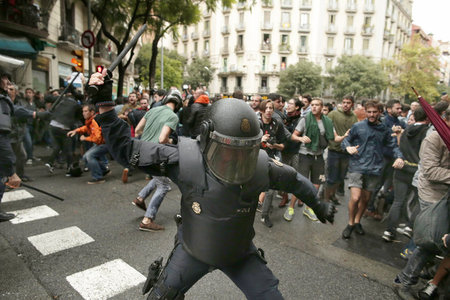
[131,90,180,231]
[325,95,358,205]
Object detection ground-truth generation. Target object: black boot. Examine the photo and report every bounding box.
[0,211,15,222]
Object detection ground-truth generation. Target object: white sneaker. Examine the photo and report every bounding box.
[26,159,33,165]
[303,206,318,221]
[396,226,412,238]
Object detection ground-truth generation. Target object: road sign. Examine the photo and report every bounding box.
[81,30,96,49]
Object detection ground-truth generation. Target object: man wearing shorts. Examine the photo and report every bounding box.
[341,100,404,239]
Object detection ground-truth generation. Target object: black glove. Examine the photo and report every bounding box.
[36,111,51,121]
[311,201,336,224]
[88,70,114,107]
[445,234,450,248]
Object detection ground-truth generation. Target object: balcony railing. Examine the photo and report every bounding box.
[346,4,357,12]
[362,49,371,56]
[191,32,199,40]
[220,86,228,93]
[221,47,229,55]
[203,49,210,57]
[364,4,374,13]
[328,2,339,11]
[261,43,272,52]
[298,24,310,32]
[361,25,374,36]
[281,0,293,9]
[236,23,245,32]
[221,26,230,35]
[344,26,355,35]
[298,46,308,54]
[59,24,81,46]
[259,87,269,94]
[203,30,210,38]
[279,44,291,53]
[344,48,353,55]
[280,23,292,31]
[181,34,188,41]
[262,22,273,30]
[234,86,243,92]
[326,25,337,34]
[325,48,336,56]
[261,0,273,8]
[237,1,246,10]
[0,2,48,38]
[191,51,198,59]
[300,1,312,10]
[94,47,117,62]
[235,45,244,54]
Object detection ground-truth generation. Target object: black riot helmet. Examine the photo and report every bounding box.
[162,89,182,113]
[200,98,263,184]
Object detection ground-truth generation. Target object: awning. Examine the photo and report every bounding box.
[0,33,37,58]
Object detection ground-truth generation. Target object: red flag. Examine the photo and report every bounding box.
[412,87,450,151]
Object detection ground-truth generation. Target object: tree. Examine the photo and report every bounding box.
[147,0,234,88]
[136,44,186,89]
[330,55,388,100]
[385,36,441,102]
[277,60,322,97]
[183,57,216,89]
[82,0,153,97]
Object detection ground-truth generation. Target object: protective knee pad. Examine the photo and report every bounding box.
[146,279,184,300]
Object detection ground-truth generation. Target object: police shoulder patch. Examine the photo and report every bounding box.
[271,158,283,167]
[192,202,201,214]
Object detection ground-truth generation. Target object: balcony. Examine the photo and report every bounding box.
[325,48,336,56]
[220,66,228,73]
[383,30,390,40]
[258,86,270,94]
[281,0,293,9]
[234,86,243,92]
[396,40,403,48]
[191,32,199,40]
[58,24,81,47]
[362,49,371,56]
[222,6,231,14]
[191,51,198,59]
[326,25,337,34]
[181,34,188,41]
[221,26,230,35]
[0,2,48,39]
[261,22,273,30]
[237,1,246,10]
[280,23,292,32]
[203,9,211,18]
[221,47,229,55]
[260,43,272,52]
[361,25,374,36]
[344,27,356,35]
[328,3,339,12]
[279,44,291,54]
[364,4,374,14]
[203,30,210,38]
[220,86,228,93]
[236,23,245,32]
[235,45,244,54]
[203,49,210,57]
[229,65,245,74]
[298,24,310,33]
[298,46,308,54]
[262,0,273,7]
[300,1,312,10]
[94,47,116,63]
[343,48,353,56]
[346,4,357,13]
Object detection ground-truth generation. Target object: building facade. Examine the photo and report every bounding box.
[0,0,137,96]
[167,0,413,96]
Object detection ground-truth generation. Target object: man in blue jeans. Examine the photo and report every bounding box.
[132,90,180,232]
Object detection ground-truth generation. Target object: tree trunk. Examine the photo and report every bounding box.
[148,35,160,89]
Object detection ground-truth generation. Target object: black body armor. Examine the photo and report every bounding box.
[178,137,269,267]
[0,94,14,133]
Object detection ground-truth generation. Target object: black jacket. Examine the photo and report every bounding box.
[51,97,82,129]
[184,102,208,137]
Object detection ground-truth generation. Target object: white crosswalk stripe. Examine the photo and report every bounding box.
[66,259,146,300]
[28,226,95,256]
[2,189,34,203]
[8,205,59,224]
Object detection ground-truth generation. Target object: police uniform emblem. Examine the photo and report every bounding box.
[272,158,283,167]
[192,202,201,214]
[240,118,251,133]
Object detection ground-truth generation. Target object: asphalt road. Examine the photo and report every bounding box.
[0,147,407,299]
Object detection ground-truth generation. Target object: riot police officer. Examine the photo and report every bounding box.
[89,70,336,299]
[0,69,21,221]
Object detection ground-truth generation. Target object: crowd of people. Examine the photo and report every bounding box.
[0,66,449,299]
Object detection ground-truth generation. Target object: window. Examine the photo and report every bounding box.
[300,35,308,47]
[194,42,198,52]
[364,16,371,27]
[300,13,309,28]
[327,36,334,48]
[325,58,333,71]
[239,12,244,26]
[223,58,228,72]
[281,57,287,70]
[261,77,268,88]
[236,76,242,88]
[344,38,353,50]
[204,40,209,53]
[281,34,289,45]
[347,15,354,27]
[264,11,271,25]
[262,56,267,71]
[183,43,187,56]
[204,20,210,35]
[281,0,292,6]
[225,15,229,26]
[237,34,244,49]
[263,33,271,44]
[221,77,227,88]
[329,14,336,25]
[224,36,229,49]
[363,38,370,50]
[281,12,291,29]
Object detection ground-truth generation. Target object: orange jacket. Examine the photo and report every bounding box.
[75,116,105,144]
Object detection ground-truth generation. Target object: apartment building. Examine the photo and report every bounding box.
[167,0,412,95]
[0,0,137,95]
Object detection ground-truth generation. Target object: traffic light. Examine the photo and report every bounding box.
[71,50,84,73]
[96,65,104,73]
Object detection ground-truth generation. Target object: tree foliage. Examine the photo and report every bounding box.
[136,44,186,89]
[183,57,216,88]
[277,60,322,97]
[329,55,388,100]
[385,36,441,102]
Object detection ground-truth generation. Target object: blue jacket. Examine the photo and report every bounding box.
[341,119,403,175]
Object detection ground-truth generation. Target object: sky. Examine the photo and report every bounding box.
[412,0,450,42]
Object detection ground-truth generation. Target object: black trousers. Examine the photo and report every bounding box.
[48,126,73,168]
[151,230,283,299]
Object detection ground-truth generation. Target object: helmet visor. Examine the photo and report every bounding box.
[205,134,261,184]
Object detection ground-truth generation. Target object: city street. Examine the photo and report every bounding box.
[0,147,411,300]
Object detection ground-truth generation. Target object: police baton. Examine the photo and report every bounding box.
[20,183,64,201]
[87,23,148,97]
[50,72,80,113]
